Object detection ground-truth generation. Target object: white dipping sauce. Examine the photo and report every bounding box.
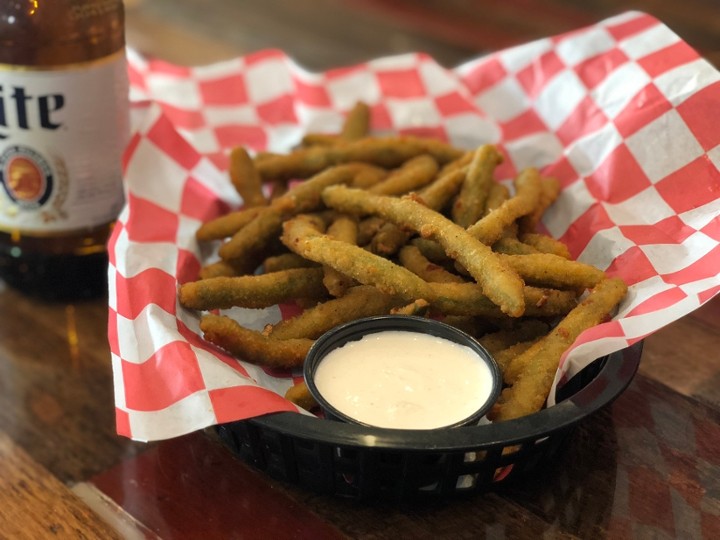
[313,330,494,429]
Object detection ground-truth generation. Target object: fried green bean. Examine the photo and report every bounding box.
[341,101,371,141]
[500,253,606,290]
[200,314,312,369]
[428,283,577,318]
[217,163,366,262]
[467,167,542,245]
[229,146,267,207]
[262,253,318,273]
[368,154,439,196]
[518,176,561,234]
[492,277,628,421]
[323,214,358,296]
[178,267,327,310]
[451,145,503,227]
[256,136,463,180]
[284,381,318,410]
[281,214,435,301]
[269,285,402,340]
[519,233,572,259]
[196,206,265,242]
[322,185,525,317]
[398,245,465,284]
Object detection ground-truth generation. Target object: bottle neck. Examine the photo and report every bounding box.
[0,0,125,66]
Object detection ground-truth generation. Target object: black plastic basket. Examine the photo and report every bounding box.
[217,342,642,500]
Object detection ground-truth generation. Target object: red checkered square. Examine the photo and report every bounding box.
[158,103,206,130]
[584,143,652,203]
[124,194,179,243]
[559,203,615,258]
[605,246,658,285]
[147,115,203,171]
[516,51,565,99]
[213,124,267,151]
[626,286,688,317]
[613,83,673,139]
[543,155,580,189]
[122,341,205,411]
[638,40,700,79]
[108,308,120,356]
[605,12,659,42]
[375,68,427,98]
[500,109,548,141]
[574,48,629,89]
[556,96,609,146]
[676,81,720,151]
[460,56,508,95]
[500,109,548,142]
[147,59,192,77]
[700,214,720,242]
[209,386,297,423]
[180,176,232,221]
[256,94,298,125]
[115,408,132,438]
[664,244,720,285]
[433,92,477,117]
[291,76,332,107]
[619,215,696,245]
[115,269,178,320]
[176,248,201,284]
[198,74,248,106]
[655,157,720,214]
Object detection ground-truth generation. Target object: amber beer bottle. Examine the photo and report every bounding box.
[0,0,128,300]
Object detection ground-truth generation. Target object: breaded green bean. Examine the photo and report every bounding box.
[428,283,577,318]
[284,381,318,410]
[269,285,401,340]
[323,214,359,296]
[229,146,267,207]
[262,253,318,273]
[476,319,550,356]
[492,236,541,255]
[200,314,312,369]
[281,214,435,301]
[499,253,606,290]
[520,233,571,259]
[341,101,371,141]
[518,176,561,234]
[369,221,410,256]
[416,167,467,211]
[451,145,503,227]
[256,136,464,180]
[196,206,265,242]
[467,167,542,245]
[492,277,628,421]
[322,185,525,317]
[483,181,510,216]
[178,267,327,310]
[218,163,366,262]
[368,154,439,196]
[398,245,466,284]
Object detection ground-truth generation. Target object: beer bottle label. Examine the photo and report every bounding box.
[0,52,128,234]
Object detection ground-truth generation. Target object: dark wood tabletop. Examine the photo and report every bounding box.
[1,0,719,538]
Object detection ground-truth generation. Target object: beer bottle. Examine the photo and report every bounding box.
[0,0,128,300]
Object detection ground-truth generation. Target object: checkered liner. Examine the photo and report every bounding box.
[111,11,720,441]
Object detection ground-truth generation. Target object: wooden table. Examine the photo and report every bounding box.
[1,1,719,538]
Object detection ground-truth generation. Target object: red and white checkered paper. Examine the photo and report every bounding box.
[111,12,720,441]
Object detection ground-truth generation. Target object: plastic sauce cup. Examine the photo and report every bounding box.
[304,315,502,430]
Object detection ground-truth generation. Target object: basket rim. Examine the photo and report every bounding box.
[243,342,642,452]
